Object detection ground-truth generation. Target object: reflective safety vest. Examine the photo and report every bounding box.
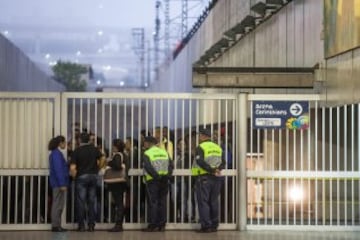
[144,146,170,181]
[191,141,222,176]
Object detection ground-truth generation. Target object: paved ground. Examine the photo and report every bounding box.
[0,230,359,240]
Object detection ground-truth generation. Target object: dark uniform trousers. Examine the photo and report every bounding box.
[195,175,222,229]
[146,178,169,228]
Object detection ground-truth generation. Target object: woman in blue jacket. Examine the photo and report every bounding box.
[48,135,69,232]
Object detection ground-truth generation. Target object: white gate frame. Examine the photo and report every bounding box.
[4,92,358,231]
[0,92,60,230]
[245,94,360,231]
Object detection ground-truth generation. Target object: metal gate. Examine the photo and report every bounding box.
[246,94,360,230]
[2,92,359,231]
[60,92,238,230]
[0,92,60,230]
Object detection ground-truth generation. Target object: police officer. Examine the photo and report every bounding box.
[192,128,225,233]
[142,136,173,232]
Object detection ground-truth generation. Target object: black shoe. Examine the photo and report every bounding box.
[88,225,95,232]
[195,228,212,233]
[77,226,86,232]
[51,227,67,232]
[108,225,123,232]
[210,228,217,232]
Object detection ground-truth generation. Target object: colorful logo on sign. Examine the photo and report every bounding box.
[286,115,309,130]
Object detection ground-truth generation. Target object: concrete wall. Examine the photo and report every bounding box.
[325,47,360,105]
[152,0,323,94]
[0,34,65,91]
[212,0,323,68]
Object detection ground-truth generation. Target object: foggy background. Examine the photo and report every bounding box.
[0,0,209,89]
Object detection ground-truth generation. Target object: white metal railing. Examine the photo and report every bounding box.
[3,92,360,231]
[61,92,238,230]
[247,94,360,230]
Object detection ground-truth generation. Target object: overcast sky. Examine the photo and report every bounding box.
[0,0,209,87]
[0,0,156,28]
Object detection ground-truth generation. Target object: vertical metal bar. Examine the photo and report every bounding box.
[271,129,274,225]
[314,101,318,225]
[292,129,297,225]
[95,98,98,141]
[263,129,268,225]
[109,99,112,155]
[124,99,127,143]
[45,176,49,224]
[350,104,355,226]
[238,93,248,231]
[224,99,229,223]
[87,98,90,132]
[146,99,149,134]
[256,128,260,225]
[329,107,333,225]
[37,176,41,223]
[137,99,142,223]
[174,99,178,222]
[30,176,34,224]
[7,176,11,223]
[232,99,236,224]
[286,128,289,225]
[188,99,192,222]
[22,175,26,223]
[351,104,355,225]
[300,128,304,225]
[322,106,326,225]
[344,105,348,225]
[307,101,311,225]
[116,99,120,139]
[279,128,282,224]
[79,98,83,132]
[72,99,76,151]
[130,99,134,223]
[250,101,254,225]
[131,99,134,142]
[101,100,105,154]
[336,106,340,226]
[108,191,112,223]
[153,99,156,134]
[14,176,18,224]
[195,99,199,221]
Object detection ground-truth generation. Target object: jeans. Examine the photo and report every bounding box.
[75,174,98,227]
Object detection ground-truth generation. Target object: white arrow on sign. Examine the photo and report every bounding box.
[289,103,303,116]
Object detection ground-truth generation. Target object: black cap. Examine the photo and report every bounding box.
[198,128,211,137]
[144,136,158,144]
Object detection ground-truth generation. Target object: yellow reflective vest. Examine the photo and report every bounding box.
[191,141,222,176]
[144,146,170,181]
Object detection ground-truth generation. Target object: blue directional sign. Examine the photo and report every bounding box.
[252,101,309,129]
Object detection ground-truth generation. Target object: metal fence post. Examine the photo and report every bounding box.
[238,93,248,231]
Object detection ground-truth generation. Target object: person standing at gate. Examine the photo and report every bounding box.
[106,138,129,232]
[70,132,102,232]
[192,128,225,233]
[48,135,69,232]
[142,136,173,232]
